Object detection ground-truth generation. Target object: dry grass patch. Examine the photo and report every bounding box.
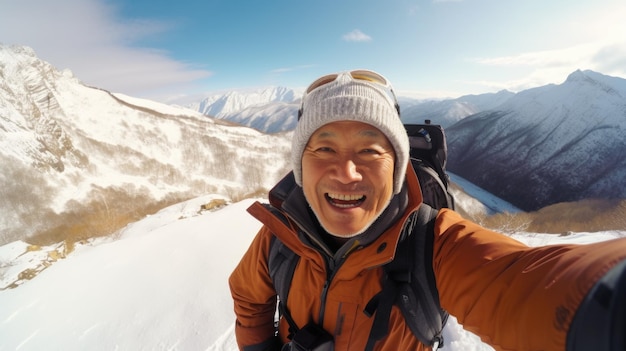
[480,198,626,234]
[199,198,228,212]
[27,186,191,247]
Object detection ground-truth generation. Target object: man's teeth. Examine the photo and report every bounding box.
[327,193,365,201]
[326,193,366,208]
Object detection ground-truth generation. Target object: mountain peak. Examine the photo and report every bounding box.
[563,69,626,98]
[565,69,589,83]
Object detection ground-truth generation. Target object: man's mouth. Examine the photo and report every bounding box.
[325,193,366,208]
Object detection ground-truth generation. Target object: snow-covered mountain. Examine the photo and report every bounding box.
[212,100,299,133]
[189,87,302,133]
[191,86,300,117]
[401,90,515,127]
[446,70,626,211]
[0,45,292,245]
[187,85,512,133]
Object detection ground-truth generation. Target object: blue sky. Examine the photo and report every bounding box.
[1,0,625,104]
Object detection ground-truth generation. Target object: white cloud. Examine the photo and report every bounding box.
[472,40,626,91]
[0,0,212,101]
[473,44,594,68]
[342,29,372,42]
[592,43,626,73]
[468,2,626,92]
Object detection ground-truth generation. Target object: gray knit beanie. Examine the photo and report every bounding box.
[291,71,409,194]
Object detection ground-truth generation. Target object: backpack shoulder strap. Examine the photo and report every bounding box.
[401,204,448,348]
[268,235,298,307]
[364,204,448,350]
[268,234,301,338]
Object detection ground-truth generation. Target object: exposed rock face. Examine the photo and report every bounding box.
[1,45,87,172]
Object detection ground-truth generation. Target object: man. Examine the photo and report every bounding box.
[229,70,626,350]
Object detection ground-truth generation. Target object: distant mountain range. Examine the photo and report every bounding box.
[186,87,301,133]
[190,70,626,211]
[185,84,515,133]
[400,90,514,126]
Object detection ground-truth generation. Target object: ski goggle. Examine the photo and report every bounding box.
[298,69,401,119]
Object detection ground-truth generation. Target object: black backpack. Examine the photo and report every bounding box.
[405,121,455,211]
[268,121,454,350]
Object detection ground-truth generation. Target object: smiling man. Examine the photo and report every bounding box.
[301,121,396,237]
[229,70,626,351]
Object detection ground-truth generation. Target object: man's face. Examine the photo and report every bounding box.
[301,121,396,237]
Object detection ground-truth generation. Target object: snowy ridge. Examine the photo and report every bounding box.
[0,45,292,244]
[193,86,300,117]
[0,45,85,170]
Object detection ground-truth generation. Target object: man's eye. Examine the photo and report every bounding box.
[317,147,334,153]
[361,149,379,154]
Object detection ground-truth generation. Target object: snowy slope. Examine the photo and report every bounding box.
[1,196,624,350]
[449,172,522,216]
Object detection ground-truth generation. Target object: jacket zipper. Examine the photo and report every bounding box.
[287,215,343,328]
[318,256,344,326]
[282,211,360,332]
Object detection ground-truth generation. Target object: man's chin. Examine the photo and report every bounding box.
[326,228,364,239]
[315,205,391,238]
[320,218,374,238]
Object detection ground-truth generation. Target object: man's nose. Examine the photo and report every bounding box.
[331,157,363,184]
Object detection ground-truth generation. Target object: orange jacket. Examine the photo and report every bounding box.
[229,166,626,350]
